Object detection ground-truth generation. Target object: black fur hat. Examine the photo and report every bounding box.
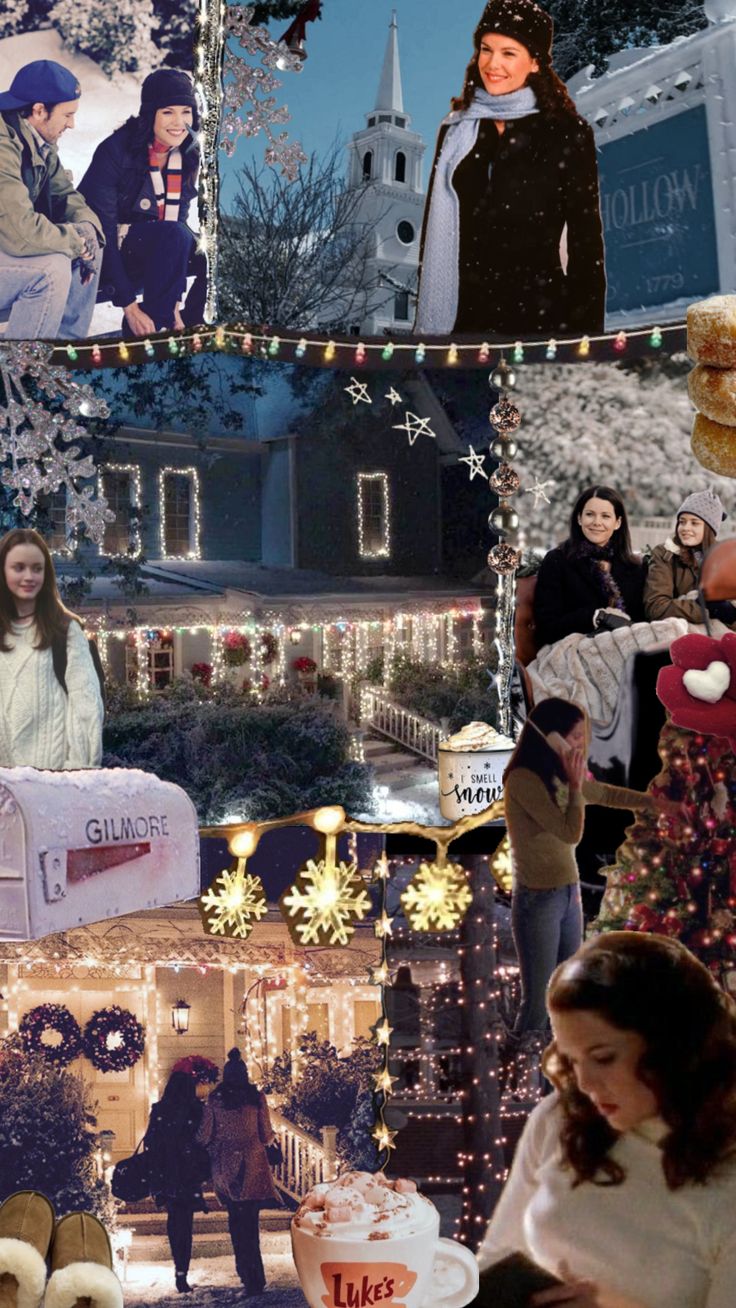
[474,0,554,61]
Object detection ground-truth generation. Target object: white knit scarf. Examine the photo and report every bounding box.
[415,85,539,336]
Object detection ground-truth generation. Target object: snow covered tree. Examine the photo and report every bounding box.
[49,0,158,75]
[547,1,707,79]
[593,721,736,986]
[0,1038,114,1221]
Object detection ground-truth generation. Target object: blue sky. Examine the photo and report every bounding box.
[219,0,492,207]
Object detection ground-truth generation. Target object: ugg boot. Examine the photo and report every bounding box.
[45,1215,122,1308]
[0,1191,55,1308]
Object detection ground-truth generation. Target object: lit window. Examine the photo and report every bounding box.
[159,467,201,559]
[98,464,142,557]
[357,472,390,559]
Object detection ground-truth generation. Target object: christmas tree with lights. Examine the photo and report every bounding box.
[593,720,736,982]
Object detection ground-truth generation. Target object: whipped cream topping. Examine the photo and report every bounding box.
[440,721,515,752]
[293,1171,435,1241]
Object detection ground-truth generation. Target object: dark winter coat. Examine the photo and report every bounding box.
[533,546,646,648]
[144,1098,209,1205]
[0,111,103,259]
[78,121,199,307]
[198,1089,279,1205]
[417,112,605,336]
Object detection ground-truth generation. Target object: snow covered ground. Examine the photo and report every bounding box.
[0,29,201,337]
[122,1238,307,1307]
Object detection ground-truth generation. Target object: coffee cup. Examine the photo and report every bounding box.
[291,1172,479,1308]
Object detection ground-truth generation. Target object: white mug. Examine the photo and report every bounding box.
[291,1205,479,1308]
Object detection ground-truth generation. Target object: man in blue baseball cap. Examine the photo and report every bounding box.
[0,60,105,340]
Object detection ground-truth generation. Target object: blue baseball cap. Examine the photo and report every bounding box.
[0,60,81,111]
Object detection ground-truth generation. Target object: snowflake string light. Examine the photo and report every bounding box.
[400,861,473,931]
[0,343,113,544]
[459,444,488,481]
[198,860,268,939]
[524,479,556,507]
[220,6,308,180]
[344,377,372,406]
[392,411,436,446]
[281,858,370,946]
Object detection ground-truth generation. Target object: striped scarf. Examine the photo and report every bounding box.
[148,141,183,221]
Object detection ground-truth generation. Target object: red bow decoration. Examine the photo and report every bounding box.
[657,633,736,745]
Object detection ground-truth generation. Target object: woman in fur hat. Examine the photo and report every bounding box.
[644,490,736,629]
[79,69,206,338]
[415,0,605,338]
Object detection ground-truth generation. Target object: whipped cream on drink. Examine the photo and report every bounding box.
[440,721,515,753]
[293,1171,435,1241]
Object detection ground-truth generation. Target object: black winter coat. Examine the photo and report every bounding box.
[144,1099,209,1205]
[417,112,605,337]
[78,122,199,307]
[533,546,646,648]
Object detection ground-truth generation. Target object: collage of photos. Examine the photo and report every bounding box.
[1,2,736,1307]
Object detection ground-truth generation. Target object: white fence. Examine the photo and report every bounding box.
[359,685,441,762]
[271,1111,338,1203]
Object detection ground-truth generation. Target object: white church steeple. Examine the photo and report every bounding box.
[375,10,404,115]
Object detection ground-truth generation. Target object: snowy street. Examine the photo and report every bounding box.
[121,1237,307,1306]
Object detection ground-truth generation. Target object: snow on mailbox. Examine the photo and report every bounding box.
[0,767,200,941]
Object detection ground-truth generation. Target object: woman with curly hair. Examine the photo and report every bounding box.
[0,527,102,768]
[478,933,736,1306]
[414,0,605,338]
[79,68,206,337]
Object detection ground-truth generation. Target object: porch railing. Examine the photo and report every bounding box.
[270,1110,338,1204]
[359,685,441,763]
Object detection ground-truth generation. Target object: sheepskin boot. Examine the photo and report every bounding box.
[0,1191,55,1308]
[45,1215,122,1308]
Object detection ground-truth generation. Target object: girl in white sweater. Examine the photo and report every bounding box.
[478,933,736,1307]
[0,528,103,769]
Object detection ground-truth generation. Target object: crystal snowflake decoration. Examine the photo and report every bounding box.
[400,861,473,931]
[0,342,113,545]
[199,860,268,939]
[281,858,370,946]
[220,6,307,180]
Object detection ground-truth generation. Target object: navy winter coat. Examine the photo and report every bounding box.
[534,546,646,648]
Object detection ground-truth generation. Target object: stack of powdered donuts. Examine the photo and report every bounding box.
[689,295,736,476]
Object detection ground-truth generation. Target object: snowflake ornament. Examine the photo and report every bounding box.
[198,860,268,939]
[281,857,370,946]
[220,6,307,180]
[0,343,113,544]
[400,861,473,931]
[524,479,556,508]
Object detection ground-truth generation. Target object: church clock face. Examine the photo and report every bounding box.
[397,220,416,246]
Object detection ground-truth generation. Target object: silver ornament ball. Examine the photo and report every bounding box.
[489,503,520,533]
[490,436,518,459]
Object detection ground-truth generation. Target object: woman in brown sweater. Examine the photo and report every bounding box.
[505,698,681,1036]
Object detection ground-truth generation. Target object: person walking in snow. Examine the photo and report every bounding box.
[198,1049,279,1297]
[415,0,605,338]
[0,60,103,339]
[79,68,206,338]
[0,528,103,769]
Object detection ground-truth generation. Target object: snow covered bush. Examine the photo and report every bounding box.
[0,0,30,40]
[49,0,158,76]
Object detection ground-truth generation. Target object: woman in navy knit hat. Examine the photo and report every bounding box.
[79,69,207,338]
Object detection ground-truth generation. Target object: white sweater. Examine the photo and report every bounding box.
[0,619,103,769]
[478,1093,736,1308]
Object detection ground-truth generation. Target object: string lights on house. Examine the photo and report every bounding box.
[97,464,143,559]
[357,472,391,559]
[157,467,202,560]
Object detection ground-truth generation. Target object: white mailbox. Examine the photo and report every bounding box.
[0,767,201,941]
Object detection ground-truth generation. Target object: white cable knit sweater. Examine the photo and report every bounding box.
[478,1093,736,1308]
[0,619,103,769]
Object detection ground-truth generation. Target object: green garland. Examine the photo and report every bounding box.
[19,1004,82,1067]
[83,1005,145,1073]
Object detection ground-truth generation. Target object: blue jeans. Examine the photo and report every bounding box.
[0,234,101,340]
[512,883,583,1035]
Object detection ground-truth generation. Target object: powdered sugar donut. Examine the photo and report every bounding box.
[692,412,736,478]
[688,297,736,368]
[688,365,736,427]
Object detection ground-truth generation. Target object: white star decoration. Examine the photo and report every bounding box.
[524,479,556,507]
[459,445,488,481]
[344,377,372,406]
[385,387,403,406]
[393,411,436,446]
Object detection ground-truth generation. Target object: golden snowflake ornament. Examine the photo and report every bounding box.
[198,860,268,939]
[280,858,370,946]
[400,861,472,932]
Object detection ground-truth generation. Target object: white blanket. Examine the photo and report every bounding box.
[527,618,729,725]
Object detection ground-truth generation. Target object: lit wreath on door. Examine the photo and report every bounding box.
[82,1005,145,1072]
[19,1003,82,1067]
